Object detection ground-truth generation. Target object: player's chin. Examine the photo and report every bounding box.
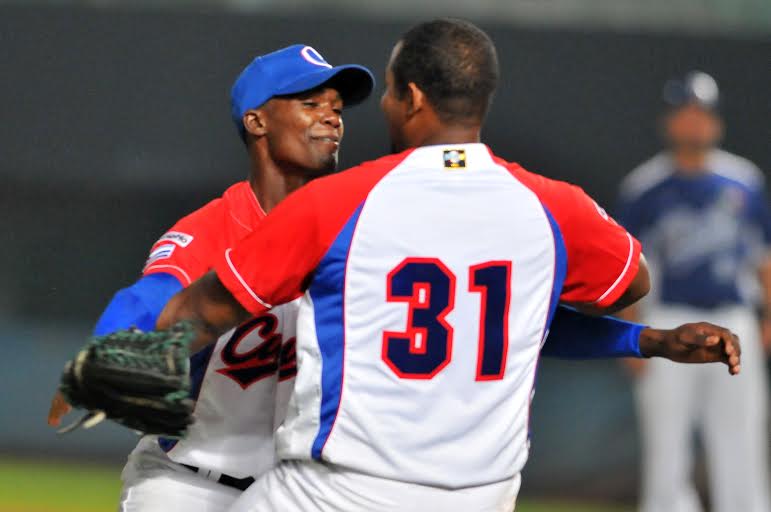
[307,152,339,177]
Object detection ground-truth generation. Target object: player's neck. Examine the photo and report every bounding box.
[672,150,709,175]
[414,124,482,148]
[247,161,306,214]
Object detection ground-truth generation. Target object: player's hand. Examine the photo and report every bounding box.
[638,323,741,375]
[47,391,72,427]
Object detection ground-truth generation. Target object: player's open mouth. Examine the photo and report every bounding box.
[311,135,340,147]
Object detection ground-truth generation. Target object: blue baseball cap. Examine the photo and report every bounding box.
[230,44,375,137]
[663,71,719,112]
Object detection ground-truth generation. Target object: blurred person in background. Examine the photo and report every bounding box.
[618,71,771,512]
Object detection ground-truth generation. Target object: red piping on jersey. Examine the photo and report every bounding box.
[593,232,635,304]
[224,248,272,310]
[143,264,193,286]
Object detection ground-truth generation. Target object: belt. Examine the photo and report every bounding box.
[181,464,255,491]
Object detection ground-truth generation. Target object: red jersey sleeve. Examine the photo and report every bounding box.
[215,151,412,315]
[142,199,221,287]
[506,163,642,308]
[214,181,323,314]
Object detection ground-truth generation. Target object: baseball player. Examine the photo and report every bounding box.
[143,20,741,511]
[618,72,770,512]
[48,45,375,511]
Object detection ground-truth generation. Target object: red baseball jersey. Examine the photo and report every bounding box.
[214,144,642,487]
[144,181,266,285]
[143,181,298,478]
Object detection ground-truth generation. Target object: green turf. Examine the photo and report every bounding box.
[0,457,632,512]
[0,458,121,512]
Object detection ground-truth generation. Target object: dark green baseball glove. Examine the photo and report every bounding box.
[58,322,195,438]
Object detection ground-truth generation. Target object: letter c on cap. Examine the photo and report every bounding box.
[301,46,332,69]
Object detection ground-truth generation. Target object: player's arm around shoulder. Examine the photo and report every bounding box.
[544,178,650,314]
[155,167,376,354]
[155,180,327,353]
[567,254,650,316]
[502,163,650,313]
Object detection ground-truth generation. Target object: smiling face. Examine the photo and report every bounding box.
[254,86,344,177]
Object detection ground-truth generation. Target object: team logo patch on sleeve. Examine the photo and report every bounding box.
[443,149,466,169]
[144,244,175,267]
[157,231,194,247]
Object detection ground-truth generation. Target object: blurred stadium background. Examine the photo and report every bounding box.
[0,0,768,510]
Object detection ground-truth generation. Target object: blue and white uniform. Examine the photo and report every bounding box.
[618,149,771,512]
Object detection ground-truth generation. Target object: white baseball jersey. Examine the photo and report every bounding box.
[142,181,298,478]
[215,143,641,488]
[159,301,298,478]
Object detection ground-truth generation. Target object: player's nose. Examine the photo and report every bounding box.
[320,108,342,129]
[323,114,341,130]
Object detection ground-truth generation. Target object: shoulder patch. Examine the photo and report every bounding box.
[145,244,175,268]
[157,231,194,247]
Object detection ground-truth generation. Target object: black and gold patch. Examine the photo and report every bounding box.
[443,149,466,169]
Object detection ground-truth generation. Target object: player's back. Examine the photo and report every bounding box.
[223,143,639,489]
[281,144,564,487]
[338,145,557,486]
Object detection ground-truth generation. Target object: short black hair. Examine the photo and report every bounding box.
[391,18,499,123]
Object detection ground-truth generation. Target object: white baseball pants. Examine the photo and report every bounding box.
[635,305,770,512]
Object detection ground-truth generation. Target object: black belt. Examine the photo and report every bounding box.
[181,463,255,491]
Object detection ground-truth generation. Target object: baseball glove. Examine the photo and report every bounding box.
[57,322,195,438]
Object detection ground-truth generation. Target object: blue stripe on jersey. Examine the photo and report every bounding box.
[543,206,568,330]
[158,343,215,452]
[527,205,568,442]
[309,203,365,460]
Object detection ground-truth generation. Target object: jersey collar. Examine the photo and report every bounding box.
[224,181,267,233]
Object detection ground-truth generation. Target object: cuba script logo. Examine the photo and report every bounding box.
[300,46,332,69]
[217,314,297,389]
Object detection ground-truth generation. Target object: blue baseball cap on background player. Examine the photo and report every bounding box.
[662,70,719,111]
[231,44,375,138]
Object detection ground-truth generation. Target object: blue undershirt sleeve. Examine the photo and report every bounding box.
[93,273,184,335]
[541,305,645,359]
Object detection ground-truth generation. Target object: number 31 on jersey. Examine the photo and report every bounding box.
[382,257,512,381]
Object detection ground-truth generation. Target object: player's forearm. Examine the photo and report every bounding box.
[636,328,669,358]
[157,271,250,353]
[93,273,182,335]
[541,306,645,359]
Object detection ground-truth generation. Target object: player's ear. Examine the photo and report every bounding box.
[242,109,268,138]
[404,82,426,118]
